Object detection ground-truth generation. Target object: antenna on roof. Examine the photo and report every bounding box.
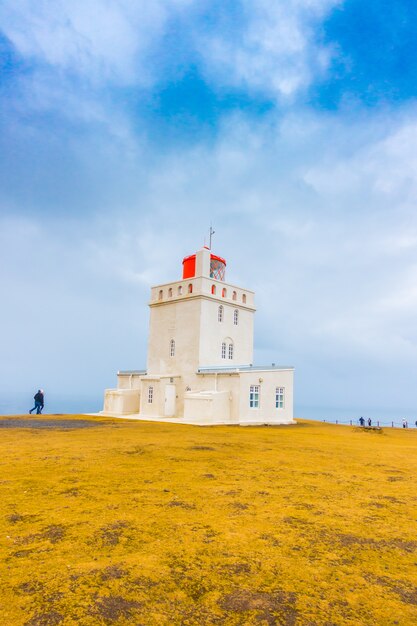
[209,224,215,250]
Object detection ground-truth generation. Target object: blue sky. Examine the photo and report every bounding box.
[1,0,417,416]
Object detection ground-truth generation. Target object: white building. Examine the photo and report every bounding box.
[102,246,295,425]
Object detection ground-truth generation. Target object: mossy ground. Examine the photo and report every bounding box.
[1,416,416,625]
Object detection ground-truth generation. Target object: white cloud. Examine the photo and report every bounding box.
[0,0,191,85]
[304,114,417,207]
[2,0,341,100]
[199,0,341,99]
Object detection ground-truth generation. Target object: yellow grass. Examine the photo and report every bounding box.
[1,416,417,625]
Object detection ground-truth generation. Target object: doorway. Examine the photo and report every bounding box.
[164,384,176,417]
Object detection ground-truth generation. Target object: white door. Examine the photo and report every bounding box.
[164,384,176,416]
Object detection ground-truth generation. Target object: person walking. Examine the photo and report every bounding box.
[359,416,365,426]
[29,389,44,415]
[367,418,372,427]
[402,419,407,429]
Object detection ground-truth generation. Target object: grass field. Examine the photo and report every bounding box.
[1,416,417,626]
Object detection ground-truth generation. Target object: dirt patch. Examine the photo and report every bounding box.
[16,524,66,546]
[283,516,309,526]
[203,473,216,479]
[168,500,196,510]
[12,548,36,558]
[128,576,158,590]
[365,574,417,606]
[229,502,249,511]
[91,595,142,622]
[387,538,417,553]
[167,556,214,600]
[25,611,64,626]
[44,525,66,543]
[60,487,79,497]
[354,427,383,434]
[378,496,404,504]
[7,512,38,524]
[337,533,378,547]
[295,502,314,510]
[220,562,251,575]
[95,521,130,547]
[393,586,417,605]
[202,529,219,543]
[100,564,127,581]
[337,533,417,553]
[0,419,105,430]
[17,581,44,595]
[219,588,298,625]
[189,446,216,451]
[259,533,281,546]
[7,512,24,524]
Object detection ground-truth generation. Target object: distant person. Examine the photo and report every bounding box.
[29,389,44,415]
[367,418,372,427]
[415,420,417,428]
[359,417,365,426]
[402,419,407,429]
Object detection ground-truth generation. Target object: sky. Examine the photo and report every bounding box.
[1,0,417,416]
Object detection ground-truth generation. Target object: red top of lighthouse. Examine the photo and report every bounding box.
[182,250,227,281]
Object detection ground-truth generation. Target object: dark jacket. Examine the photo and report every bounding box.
[34,392,44,405]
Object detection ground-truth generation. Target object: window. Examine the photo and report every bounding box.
[232,291,237,301]
[249,385,260,408]
[221,342,226,359]
[234,309,239,325]
[222,287,227,298]
[210,257,226,280]
[178,285,183,295]
[168,287,172,297]
[148,386,154,403]
[218,305,224,322]
[275,387,284,409]
[228,343,234,359]
[170,339,175,357]
[242,293,247,304]
[211,285,216,295]
[158,290,163,300]
[188,283,193,294]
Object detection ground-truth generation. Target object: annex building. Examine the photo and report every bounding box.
[102,246,295,425]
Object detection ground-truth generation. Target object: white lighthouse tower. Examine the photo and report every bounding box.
[102,246,294,425]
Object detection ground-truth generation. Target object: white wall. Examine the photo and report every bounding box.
[103,389,140,414]
[238,369,294,424]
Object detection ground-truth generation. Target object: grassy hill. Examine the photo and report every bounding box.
[1,416,416,625]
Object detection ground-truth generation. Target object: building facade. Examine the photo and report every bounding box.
[102,246,295,425]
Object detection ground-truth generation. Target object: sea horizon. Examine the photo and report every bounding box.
[0,392,416,428]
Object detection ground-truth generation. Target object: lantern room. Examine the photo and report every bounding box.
[182,248,227,281]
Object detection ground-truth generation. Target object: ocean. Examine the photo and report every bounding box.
[1,393,416,428]
[0,392,102,416]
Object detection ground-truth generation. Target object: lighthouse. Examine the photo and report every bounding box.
[102,246,295,425]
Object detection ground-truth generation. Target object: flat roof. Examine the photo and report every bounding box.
[197,365,294,374]
[118,365,294,377]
